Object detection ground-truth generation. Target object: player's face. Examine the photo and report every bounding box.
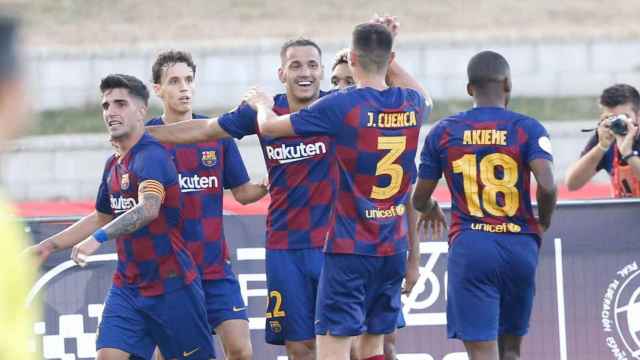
[330,63,355,90]
[101,88,146,139]
[601,103,639,126]
[279,46,323,102]
[154,62,194,114]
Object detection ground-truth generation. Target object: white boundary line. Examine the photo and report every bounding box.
[554,237,568,360]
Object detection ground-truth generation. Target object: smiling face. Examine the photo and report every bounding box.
[153,62,194,115]
[278,45,323,103]
[101,88,145,139]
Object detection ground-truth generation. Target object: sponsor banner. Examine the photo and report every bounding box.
[24,200,640,359]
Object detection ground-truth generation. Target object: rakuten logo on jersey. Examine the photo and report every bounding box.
[179,174,219,193]
[265,141,327,164]
[110,196,137,214]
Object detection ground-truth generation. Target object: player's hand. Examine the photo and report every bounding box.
[417,202,447,240]
[597,115,616,150]
[243,87,274,110]
[371,14,399,39]
[71,236,101,267]
[23,241,55,267]
[402,259,419,295]
[613,117,639,158]
[537,217,551,233]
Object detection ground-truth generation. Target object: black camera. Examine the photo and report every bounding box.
[608,115,629,136]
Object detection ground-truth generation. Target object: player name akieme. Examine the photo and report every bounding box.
[463,129,508,145]
[366,111,417,128]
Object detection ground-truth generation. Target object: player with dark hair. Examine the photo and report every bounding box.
[147,50,266,360]
[565,83,640,197]
[330,48,354,89]
[245,20,429,360]
[29,74,215,360]
[413,50,557,360]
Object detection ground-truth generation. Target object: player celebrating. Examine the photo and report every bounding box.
[330,49,354,90]
[412,51,557,360]
[147,50,266,360]
[28,74,215,360]
[245,21,429,360]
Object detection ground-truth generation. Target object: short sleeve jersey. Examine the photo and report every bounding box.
[95,132,198,296]
[419,107,554,245]
[218,92,337,250]
[146,114,250,280]
[290,87,428,256]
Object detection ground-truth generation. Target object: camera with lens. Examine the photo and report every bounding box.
[608,115,629,136]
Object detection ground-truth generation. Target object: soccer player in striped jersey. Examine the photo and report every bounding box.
[245,21,429,360]
[413,51,557,360]
[147,50,267,360]
[29,74,215,360]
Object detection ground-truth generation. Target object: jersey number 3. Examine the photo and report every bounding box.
[452,153,519,217]
[371,136,406,200]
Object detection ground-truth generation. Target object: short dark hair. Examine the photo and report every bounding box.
[0,15,18,80]
[600,84,640,113]
[467,50,510,89]
[280,38,322,63]
[152,50,196,84]
[331,48,349,71]
[351,23,393,73]
[100,74,149,105]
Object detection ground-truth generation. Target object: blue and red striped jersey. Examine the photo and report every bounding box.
[218,91,337,250]
[146,114,250,280]
[290,87,428,256]
[95,132,198,296]
[419,107,554,244]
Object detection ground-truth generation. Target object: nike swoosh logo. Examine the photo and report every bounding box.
[183,348,200,357]
[278,155,315,164]
[233,306,247,312]
[315,320,320,324]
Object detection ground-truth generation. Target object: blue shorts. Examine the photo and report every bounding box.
[203,273,248,332]
[315,252,406,336]
[97,282,215,360]
[447,231,539,341]
[265,247,323,345]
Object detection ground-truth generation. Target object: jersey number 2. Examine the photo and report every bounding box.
[371,136,406,200]
[452,153,519,217]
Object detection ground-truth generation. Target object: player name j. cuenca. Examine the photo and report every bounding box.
[366,111,417,128]
[265,142,327,164]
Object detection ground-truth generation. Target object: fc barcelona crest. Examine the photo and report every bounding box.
[201,150,217,167]
[121,173,130,190]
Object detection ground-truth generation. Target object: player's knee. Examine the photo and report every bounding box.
[500,351,520,360]
[286,340,316,360]
[226,345,252,360]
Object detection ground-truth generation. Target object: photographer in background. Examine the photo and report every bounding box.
[566,84,640,197]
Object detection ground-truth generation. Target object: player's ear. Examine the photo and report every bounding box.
[277,67,286,84]
[348,49,357,67]
[152,83,162,97]
[466,82,474,97]
[388,51,396,66]
[503,77,512,94]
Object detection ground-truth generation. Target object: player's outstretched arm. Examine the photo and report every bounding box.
[530,159,557,232]
[71,184,164,266]
[230,179,269,205]
[244,87,296,138]
[412,179,447,239]
[147,117,231,144]
[24,210,113,266]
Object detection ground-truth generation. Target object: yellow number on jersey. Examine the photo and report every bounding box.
[370,136,406,200]
[265,290,286,319]
[452,153,519,217]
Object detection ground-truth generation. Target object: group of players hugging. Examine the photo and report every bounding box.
[28,15,558,360]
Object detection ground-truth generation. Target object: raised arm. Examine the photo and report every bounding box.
[565,121,613,190]
[147,117,231,144]
[243,87,296,138]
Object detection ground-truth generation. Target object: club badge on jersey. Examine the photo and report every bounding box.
[201,150,218,167]
[120,173,130,190]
